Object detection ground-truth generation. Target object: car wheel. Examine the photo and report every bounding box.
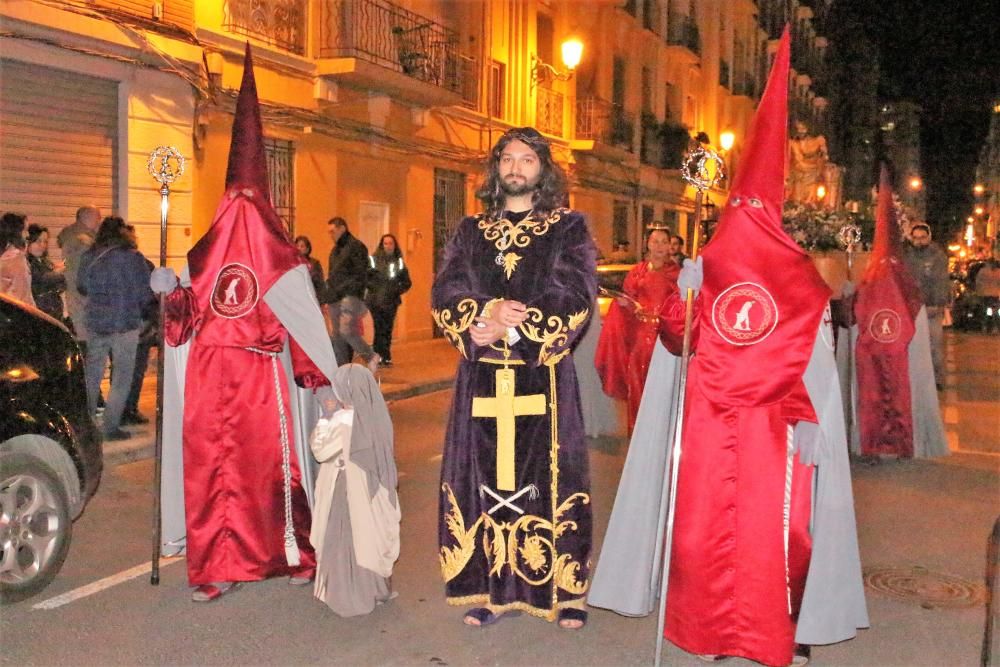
[0,452,72,604]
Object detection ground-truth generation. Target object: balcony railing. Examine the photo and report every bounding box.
[536,86,564,137]
[666,12,700,55]
[576,96,634,152]
[318,0,464,94]
[224,0,306,55]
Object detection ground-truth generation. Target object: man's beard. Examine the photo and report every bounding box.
[500,175,539,196]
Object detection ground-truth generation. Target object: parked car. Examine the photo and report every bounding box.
[0,294,102,603]
[596,263,635,316]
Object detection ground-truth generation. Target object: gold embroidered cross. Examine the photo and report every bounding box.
[472,367,546,491]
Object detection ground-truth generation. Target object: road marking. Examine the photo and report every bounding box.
[32,557,183,611]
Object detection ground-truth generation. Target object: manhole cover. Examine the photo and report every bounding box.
[863,565,986,609]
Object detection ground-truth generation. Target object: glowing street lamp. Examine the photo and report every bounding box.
[965,223,976,247]
[816,184,827,200]
[975,206,985,216]
[973,184,985,196]
[908,176,923,191]
[719,130,735,152]
[532,36,584,85]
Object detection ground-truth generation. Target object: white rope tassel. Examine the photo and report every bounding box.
[250,347,301,567]
[783,424,794,614]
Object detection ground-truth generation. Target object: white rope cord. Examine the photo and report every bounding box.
[784,424,794,614]
[248,347,300,567]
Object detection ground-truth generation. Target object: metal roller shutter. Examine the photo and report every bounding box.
[0,59,118,262]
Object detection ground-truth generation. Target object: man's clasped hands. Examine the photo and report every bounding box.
[470,299,527,347]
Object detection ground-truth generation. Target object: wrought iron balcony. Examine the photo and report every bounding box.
[224,0,306,55]
[536,86,564,137]
[666,12,700,56]
[576,96,634,152]
[318,0,464,95]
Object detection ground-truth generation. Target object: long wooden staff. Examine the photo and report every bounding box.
[654,145,724,667]
[146,147,185,585]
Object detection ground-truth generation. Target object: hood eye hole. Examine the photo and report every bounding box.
[730,196,742,206]
[748,198,763,208]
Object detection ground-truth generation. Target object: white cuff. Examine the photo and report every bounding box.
[506,327,521,345]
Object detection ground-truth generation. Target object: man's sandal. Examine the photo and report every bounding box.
[462,608,521,627]
[191,581,242,602]
[557,608,588,629]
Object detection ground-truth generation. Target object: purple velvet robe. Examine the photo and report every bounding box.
[431,208,597,620]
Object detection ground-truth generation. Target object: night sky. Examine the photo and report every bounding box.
[838,0,1000,236]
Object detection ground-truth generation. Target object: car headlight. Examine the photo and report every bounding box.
[2,364,41,383]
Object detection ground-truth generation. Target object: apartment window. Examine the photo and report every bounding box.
[641,67,653,114]
[488,60,506,119]
[642,205,655,229]
[264,138,295,234]
[612,200,630,250]
[536,13,555,67]
[433,168,467,275]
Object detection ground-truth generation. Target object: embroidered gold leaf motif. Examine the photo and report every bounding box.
[552,554,589,595]
[431,298,478,360]
[439,483,484,582]
[520,535,548,573]
[502,252,522,279]
[477,209,567,253]
[486,522,507,578]
[518,308,591,366]
[567,310,588,332]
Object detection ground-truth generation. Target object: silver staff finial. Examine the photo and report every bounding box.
[838,223,862,250]
[147,146,186,186]
[681,145,725,192]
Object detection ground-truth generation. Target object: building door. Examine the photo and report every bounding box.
[0,60,119,263]
[432,168,466,336]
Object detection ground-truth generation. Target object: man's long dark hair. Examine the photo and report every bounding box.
[476,127,568,221]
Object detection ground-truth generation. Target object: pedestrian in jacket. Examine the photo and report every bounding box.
[77,216,153,440]
[26,224,66,320]
[366,234,411,366]
[326,216,378,369]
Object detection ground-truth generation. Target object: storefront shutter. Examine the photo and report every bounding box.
[0,59,119,262]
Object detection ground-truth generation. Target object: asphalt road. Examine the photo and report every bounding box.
[3,380,997,666]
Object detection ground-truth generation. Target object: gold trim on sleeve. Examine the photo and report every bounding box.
[431,298,479,359]
[518,307,591,366]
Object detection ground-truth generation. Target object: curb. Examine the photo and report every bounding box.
[103,377,454,468]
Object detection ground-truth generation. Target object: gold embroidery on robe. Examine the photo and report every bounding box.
[476,209,567,277]
[518,307,591,366]
[431,298,479,359]
[438,482,590,595]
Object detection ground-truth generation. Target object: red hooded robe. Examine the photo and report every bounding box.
[853,166,922,457]
[658,29,831,666]
[163,45,323,585]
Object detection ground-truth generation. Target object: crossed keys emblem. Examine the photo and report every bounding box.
[480,484,539,515]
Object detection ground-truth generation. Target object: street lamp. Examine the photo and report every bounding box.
[974,183,985,196]
[531,36,583,86]
[975,206,985,216]
[816,184,827,201]
[719,130,735,152]
[909,176,923,191]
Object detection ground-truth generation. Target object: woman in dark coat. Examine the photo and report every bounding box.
[26,224,66,319]
[295,235,326,300]
[365,234,411,366]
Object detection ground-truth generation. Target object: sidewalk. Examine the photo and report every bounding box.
[101,337,460,467]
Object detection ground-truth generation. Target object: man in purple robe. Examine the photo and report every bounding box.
[431,127,597,629]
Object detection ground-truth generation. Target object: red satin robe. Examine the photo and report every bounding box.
[164,194,318,586]
[596,260,679,431]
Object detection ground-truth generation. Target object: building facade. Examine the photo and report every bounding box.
[0,0,839,342]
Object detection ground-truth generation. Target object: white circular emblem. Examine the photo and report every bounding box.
[210,263,259,319]
[711,282,779,346]
[868,308,902,344]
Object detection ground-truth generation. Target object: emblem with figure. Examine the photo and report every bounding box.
[210,263,259,318]
[711,282,779,346]
[868,308,902,344]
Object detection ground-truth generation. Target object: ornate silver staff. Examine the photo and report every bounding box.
[654,145,725,667]
[837,222,862,450]
[147,146,185,585]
